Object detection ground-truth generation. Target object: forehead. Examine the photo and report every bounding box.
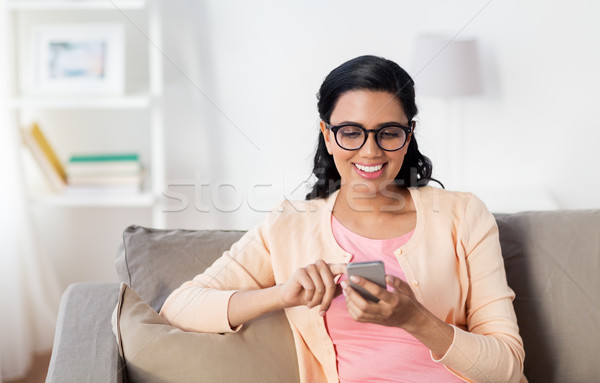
[330,90,407,124]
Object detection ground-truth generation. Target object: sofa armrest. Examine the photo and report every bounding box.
[47,282,124,383]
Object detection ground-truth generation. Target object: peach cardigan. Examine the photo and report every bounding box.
[160,186,526,383]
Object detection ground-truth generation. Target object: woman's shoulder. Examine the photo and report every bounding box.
[411,186,490,216]
[261,194,332,228]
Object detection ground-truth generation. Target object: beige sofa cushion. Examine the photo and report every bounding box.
[114,225,245,312]
[115,283,300,383]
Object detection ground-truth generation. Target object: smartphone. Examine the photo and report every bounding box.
[346,261,386,303]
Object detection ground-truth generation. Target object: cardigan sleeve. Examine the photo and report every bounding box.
[432,194,526,383]
[159,209,279,334]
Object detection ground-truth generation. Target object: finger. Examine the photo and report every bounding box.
[349,275,390,302]
[342,280,373,312]
[346,303,378,322]
[296,271,316,305]
[343,286,378,322]
[386,274,400,289]
[328,263,347,277]
[333,284,343,298]
[346,301,363,321]
[316,261,337,315]
[305,264,325,308]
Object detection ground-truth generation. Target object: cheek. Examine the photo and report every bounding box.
[396,152,406,163]
[331,149,356,173]
[331,145,354,160]
[387,150,408,170]
[393,150,408,162]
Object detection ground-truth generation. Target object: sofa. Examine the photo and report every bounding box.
[46,209,600,382]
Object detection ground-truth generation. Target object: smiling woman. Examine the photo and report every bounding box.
[159,55,526,383]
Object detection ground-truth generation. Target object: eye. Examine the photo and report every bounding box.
[379,127,403,139]
[339,126,363,138]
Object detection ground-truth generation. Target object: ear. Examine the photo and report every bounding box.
[320,121,333,155]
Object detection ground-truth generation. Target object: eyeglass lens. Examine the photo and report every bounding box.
[336,126,407,151]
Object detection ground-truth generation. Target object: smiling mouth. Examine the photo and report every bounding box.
[353,163,385,173]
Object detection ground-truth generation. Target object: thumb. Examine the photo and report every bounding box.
[386,275,410,295]
[386,274,402,290]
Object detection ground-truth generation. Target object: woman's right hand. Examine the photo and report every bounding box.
[278,260,346,316]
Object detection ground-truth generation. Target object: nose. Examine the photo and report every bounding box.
[359,132,382,157]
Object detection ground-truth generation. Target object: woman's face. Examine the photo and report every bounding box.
[320,90,411,194]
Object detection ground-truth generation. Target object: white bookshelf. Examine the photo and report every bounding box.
[2,0,166,227]
[30,191,155,207]
[7,94,152,109]
[6,0,147,10]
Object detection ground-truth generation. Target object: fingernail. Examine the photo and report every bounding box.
[319,311,326,316]
[349,275,359,283]
[341,281,348,289]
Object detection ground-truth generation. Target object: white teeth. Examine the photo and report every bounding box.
[354,163,383,173]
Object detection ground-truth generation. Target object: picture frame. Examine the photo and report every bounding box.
[30,24,125,95]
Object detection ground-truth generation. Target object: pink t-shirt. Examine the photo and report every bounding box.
[325,216,463,383]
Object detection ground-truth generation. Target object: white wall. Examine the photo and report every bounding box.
[10,0,600,286]
[159,0,600,231]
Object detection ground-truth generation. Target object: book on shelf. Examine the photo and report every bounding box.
[67,153,142,176]
[21,122,67,191]
[65,152,144,194]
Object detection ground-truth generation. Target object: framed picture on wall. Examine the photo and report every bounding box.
[30,24,125,95]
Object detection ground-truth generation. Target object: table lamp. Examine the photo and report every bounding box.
[411,34,483,189]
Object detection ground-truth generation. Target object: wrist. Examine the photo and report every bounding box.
[273,284,290,310]
[402,300,430,333]
[403,301,454,359]
[228,285,289,329]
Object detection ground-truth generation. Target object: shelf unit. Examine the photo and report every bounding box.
[7,94,152,109]
[3,0,165,227]
[30,191,155,207]
[5,0,147,10]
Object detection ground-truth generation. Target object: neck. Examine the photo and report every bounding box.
[335,182,411,215]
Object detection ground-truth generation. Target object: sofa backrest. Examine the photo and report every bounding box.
[494,210,600,382]
[116,209,600,382]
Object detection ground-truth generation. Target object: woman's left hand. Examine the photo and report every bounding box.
[342,274,455,359]
[341,274,423,329]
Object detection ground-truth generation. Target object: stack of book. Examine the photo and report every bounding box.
[65,153,144,195]
[21,122,145,197]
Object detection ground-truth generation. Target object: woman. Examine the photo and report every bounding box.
[160,55,526,382]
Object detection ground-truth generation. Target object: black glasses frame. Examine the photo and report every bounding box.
[324,121,414,152]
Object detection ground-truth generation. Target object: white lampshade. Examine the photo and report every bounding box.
[411,34,483,97]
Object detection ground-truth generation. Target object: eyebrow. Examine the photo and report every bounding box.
[331,120,409,127]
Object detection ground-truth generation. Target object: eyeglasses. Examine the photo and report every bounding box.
[324,121,413,152]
